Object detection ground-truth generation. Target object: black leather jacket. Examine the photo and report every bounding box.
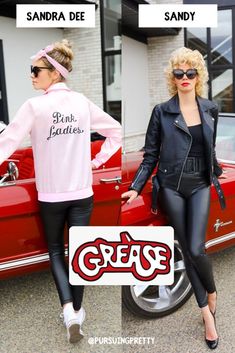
[130,95,223,194]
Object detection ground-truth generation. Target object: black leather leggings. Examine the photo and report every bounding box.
[39,196,93,311]
[159,173,216,308]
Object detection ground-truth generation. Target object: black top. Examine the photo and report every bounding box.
[188,124,205,157]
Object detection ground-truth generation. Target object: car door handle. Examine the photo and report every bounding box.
[0,180,16,187]
[100,177,121,184]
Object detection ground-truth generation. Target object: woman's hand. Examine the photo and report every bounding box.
[121,190,138,204]
[91,161,97,170]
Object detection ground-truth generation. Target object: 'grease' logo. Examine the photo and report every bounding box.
[71,231,172,281]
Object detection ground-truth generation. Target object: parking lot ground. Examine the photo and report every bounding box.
[122,246,235,353]
[0,271,122,353]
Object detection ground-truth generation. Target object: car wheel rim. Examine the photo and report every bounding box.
[130,241,192,314]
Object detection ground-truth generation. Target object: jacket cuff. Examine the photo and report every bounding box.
[128,185,140,194]
[214,163,223,177]
[91,158,101,169]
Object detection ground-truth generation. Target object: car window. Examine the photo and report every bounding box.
[216,115,235,163]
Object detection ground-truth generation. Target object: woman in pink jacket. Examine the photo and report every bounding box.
[0,39,121,343]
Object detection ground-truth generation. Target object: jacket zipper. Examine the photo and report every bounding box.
[131,165,144,189]
[174,122,192,191]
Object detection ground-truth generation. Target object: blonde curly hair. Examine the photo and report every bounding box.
[165,47,208,97]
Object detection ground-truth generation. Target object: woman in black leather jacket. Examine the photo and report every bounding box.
[122,47,223,349]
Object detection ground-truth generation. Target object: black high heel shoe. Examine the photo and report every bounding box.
[205,310,219,350]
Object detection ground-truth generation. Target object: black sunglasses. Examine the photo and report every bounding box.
[172,68,198,80]
[30,65,51,77]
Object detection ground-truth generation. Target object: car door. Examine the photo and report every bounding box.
[0,142,121,279]
[206,114,235,253]
[0,148,46,278]
[90,140,121,226]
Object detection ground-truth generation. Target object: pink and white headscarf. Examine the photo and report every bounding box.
[31,44,69,79]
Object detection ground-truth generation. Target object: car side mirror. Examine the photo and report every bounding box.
[0,161,20,185]
[7,162,19,181]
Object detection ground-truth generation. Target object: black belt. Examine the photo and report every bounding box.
[151,168,226,212]
[151,175,160,213]
[183,157,206,173]
[212,174,226,210]
[183,157,225,209]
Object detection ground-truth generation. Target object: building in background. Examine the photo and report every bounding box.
[0,0,121,130]
[123,0,235,152]
[1,0,233,150]
[184,0,235,113]
[122,0,183,152]
[101,0,121,121]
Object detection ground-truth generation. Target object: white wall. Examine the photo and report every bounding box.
[122,35,149,152]
[0,16,63,120]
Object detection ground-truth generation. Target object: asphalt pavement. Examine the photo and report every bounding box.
[0,272,122,353]
[122,246,235,353]
[0,246,234,353]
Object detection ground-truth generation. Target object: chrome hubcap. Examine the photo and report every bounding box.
[130,241,192,314]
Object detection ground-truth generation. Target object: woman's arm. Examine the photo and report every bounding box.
[128,106,162,194]
[0,100,35,165]
[88,99,121,168]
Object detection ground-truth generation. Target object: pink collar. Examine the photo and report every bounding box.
[44,82,71,94]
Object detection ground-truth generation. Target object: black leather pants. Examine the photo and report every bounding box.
[39,196,93,311]
[159,172,216,308]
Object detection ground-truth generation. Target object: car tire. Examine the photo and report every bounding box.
[122,240,193,318]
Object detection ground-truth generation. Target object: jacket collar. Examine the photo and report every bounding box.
[163,95,214,135]
[162,94,210,114]
[162,95,181,114]
[44,82,71,94]
[197,97,214,132]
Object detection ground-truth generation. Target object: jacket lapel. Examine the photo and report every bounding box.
[197,97,214,147]
[163,94,214,138]
[164,95,190,134]
[174,112,190,134]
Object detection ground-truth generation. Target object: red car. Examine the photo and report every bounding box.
[121,113,235,318]
[0,139,121,279]
[1,114,235,319]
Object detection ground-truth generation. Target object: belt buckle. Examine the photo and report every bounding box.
[187,157,196,173]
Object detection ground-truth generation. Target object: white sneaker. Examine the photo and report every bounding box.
[63,306,86,343]
[75,307,86,326]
